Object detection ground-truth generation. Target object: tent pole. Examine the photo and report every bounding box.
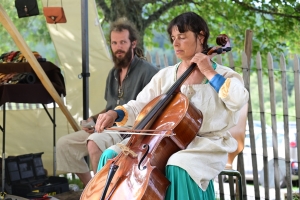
[0,5,80,132]
[81,0,89,120]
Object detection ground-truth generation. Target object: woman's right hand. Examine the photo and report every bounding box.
[95,110,118,133]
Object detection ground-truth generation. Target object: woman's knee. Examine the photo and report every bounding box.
[97,149,118,172]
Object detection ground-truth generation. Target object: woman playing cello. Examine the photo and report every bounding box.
[91,12,249,199]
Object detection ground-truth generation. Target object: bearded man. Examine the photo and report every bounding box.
[56,18,158,186]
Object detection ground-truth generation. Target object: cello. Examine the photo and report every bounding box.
[80,34,231,200]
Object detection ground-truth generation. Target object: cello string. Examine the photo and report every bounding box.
[106,127,170,132]
[102,131,176,136]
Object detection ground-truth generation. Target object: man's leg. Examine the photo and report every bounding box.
[87,140,103,174]
[56,130,91,185]
[86,130,123,174]
[97,137,131,172]
[76,172,92,186]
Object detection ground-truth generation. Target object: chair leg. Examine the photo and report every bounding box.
[237,172,243,200]
[218,174,225,200]
[219,170,243,200]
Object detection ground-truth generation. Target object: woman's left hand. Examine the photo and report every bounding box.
[191,52,217,80]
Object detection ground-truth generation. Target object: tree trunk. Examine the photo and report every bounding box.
[98,0,146,49]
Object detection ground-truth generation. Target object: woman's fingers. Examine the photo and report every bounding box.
[191,53,213,72]
[95,112,115,132]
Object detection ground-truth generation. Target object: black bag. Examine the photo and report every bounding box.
[15,0,40,18]
[5,152,69,197]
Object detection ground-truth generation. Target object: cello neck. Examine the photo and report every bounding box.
[134,63,197,130]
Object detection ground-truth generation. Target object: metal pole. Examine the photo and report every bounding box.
[81,0,90,166]
[81,0,89,120]
[53,102,56,176]
[1,104,6,193]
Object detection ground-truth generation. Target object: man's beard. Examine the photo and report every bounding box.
[112,46,133,69]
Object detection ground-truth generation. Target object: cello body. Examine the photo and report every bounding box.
[80,92,203,200]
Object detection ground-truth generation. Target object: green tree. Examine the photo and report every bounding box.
[0,1,55,60]
[1,0,299,67]
[96,0,300,62]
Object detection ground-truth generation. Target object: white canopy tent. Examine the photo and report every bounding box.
[0,0,113,176]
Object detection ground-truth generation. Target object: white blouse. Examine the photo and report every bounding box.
[118,62,249,190]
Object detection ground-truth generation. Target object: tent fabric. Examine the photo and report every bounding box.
[0,0,113,175]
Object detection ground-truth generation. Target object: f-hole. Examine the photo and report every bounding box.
[138,144,149,170]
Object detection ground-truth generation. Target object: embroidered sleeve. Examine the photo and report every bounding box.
[219,78,231,99]
[114,105,129,126]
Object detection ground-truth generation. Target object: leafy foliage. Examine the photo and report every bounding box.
[0,0,300,60]
[96,0,300,65]
[0,0,56,62]
[1,0,299,69]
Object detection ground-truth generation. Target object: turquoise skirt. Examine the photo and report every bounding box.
[97,149,215,200]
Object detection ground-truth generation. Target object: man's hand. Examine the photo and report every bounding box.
[81,117,95,134]
[95,110,118,133]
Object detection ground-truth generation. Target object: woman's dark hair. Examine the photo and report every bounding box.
[167,12,210,52]
[109,18,145,58]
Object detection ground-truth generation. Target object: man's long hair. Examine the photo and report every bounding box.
[109,18,145,59]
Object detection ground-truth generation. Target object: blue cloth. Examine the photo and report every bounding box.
[97,149,118,172]
[209,74,226,93]
[97,149,215,200]
[114,109,125,122]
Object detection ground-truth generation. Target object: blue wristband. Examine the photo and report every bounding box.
[209,74,226,93]
[114,109,125,122]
